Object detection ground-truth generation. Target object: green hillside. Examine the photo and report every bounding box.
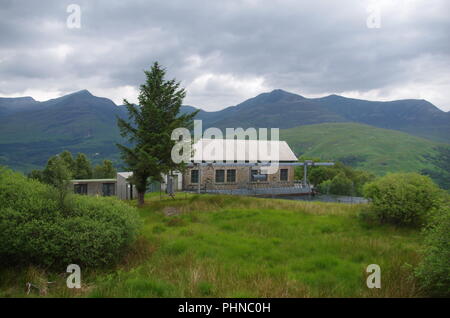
[281,123,447,175]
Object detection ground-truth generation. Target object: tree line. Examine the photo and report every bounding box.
[295,159,375,196]
[28,150,117,187]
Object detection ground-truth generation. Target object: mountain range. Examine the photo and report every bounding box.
[184,89,450,143]
[0,89,449,178]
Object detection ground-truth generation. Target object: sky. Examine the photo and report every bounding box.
[0,0,449,111]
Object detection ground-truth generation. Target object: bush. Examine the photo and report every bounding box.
[317,174,353,196]
[317,179,332,195]
[306,162,375,196]
[0,168,141,268]
[329,172,353,195]
[415,205,450,297]
[363,173,442,226]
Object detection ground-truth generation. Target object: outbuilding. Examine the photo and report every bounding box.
[71,178,117,197]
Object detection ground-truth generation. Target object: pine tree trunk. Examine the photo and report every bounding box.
[137,191,145,206]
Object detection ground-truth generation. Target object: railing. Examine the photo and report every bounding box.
[199,180,313,196]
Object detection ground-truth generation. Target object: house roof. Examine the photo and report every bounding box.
[190,138,298,162]
[117,172,133,178]
[70,178,116,183]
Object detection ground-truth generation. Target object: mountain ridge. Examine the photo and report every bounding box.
[0,88,449,172]
[1,88,449,144]
[183,89,449,143]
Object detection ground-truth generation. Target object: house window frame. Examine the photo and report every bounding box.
[226,169,236,183]
[280,168,289,181]
[74,183,88,195]
[250,169,268,182]
[215,169,225,183]
[102,183,116,196]
[250,169,258,182]
[191,169,199,184]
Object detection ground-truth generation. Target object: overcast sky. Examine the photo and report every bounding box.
[0,0,449,111]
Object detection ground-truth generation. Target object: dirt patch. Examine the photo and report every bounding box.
[163,207,183,216]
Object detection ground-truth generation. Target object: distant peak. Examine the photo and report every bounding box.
[270,89,287,94]
[57,90,94,99]
[236,89,305,108]
[72,89,93,96]
[254,89,304,102]
[269,89,303,97]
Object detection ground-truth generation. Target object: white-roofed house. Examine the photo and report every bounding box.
[182,138,299,192]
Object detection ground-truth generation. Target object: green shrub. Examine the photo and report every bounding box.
[416,205,450,297]
[0,168,141,268]
[307,162,375,196]
[329,172,353,195]
[363,173,442,226]
[0,168,58,217]
[317,179,332,195]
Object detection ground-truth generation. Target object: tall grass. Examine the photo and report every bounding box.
[0,193,423,297]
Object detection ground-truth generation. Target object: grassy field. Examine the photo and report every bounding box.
[281,122,447,175]
[0,193,424,297]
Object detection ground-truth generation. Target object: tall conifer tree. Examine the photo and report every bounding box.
[117,62,197,206]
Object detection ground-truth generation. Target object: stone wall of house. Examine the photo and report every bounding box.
[182,164,295,191]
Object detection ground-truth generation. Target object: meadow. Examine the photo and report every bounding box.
[0,193,423,297]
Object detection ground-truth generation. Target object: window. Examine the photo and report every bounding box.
[128,183,133,200]
[215,169,225,183]
[191,170,199,183]
[102,183,115,196]
[74,183,87,195]
[251,169,267,182]
[226,169,236,182]
[250,169,258,182]
[280,169,288,181]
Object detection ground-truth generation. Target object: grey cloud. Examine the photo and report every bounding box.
[0,0,449,110]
